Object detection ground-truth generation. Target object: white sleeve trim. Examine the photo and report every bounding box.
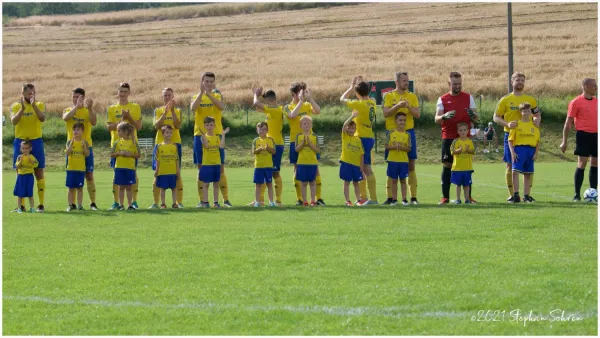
[469,95,477,109]
[436,97,444,111]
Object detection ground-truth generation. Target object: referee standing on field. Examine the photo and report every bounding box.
[560,78,598,201]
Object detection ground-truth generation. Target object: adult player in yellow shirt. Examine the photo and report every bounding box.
[507,103,540,203]
[450,123,476,204]
[284,82,324,206]
[111,122,140,211]
[493,72,541,203]
[62,88,98,210]
[385,113,412,206]
[252,86,285,205]
[191,72,231,207]
[150,88,184,209]
[382,72,421,205]
[65,122,90,211]
[251,122,277,207]
[106,82,142,210]
[10,83,47,212]
[339,111,365,206]
[340,76,377,205]
[154,125,181,209]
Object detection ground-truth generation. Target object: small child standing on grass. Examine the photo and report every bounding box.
[508,102,540,203]
[13,140,38,213]
[199,117,230,208]
[65,122,90,211]
[450,122,475,204]
[385,113,411,206]
[295,115,320,206]
[111,122,140,211]
[251,122,276,207]
[154,125,180,209]
[339,111,365,206]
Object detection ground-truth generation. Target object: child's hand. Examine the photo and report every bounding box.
[533,152,538,161]
[222,127,230,135]
[176,170,181,177]
[397,100,409,108]
[154,172,157,177]
[507,121,518,129]
[455,146,462,154]
[351,110,359,118]
[511,152,518,163]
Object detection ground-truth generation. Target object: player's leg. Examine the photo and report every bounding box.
[193,136,204,206]
[125,185,133,209]
[17,197,22,211]
[400,178,407,203]
[212,182,219,206]
[391,179,398,202]
[68,188,74,208]
[110,158,120,209]
[151,178,160,208]
[28,197,35,211]
[30,138,46,212]
[315,168,324,205]
[118,184,125,207]
[77,187,84,209]
[300,181,307,204]
[502,132,514,200]
[352,181,360,202]
[160,188,167,207]
[131,170,139,209]
[343,181,350,203]
[440,139,453,204]
[523,173,532,197]
[267,182,274,204]
[290,143,302,204]
[407,130,418,203]
[590,156,598,189]
[85,147,97,209]
[203,182,209,205]
[574,130,591,200]
[255,183,261,205]
[464,185,470,203]
[171,186,177,208]
[273,171,283,205]
[383,131,393,204]
[309,180,316,204]
[219,147,231,206]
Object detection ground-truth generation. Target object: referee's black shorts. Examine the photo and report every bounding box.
[441,138,455,164]
[574,130,598,157]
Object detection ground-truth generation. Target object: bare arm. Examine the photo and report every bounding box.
[10,104,24,125]
[153,108,166,129]
[435,109,445,125]
[253,87,265,111]
[493,113,509,128]
[65,140,73,156]
[190,91,204,112]
[206,91,225,111]
[305,89,320,115]
[31,100,45,122]
[220,128,229,148]
[88,103,97,126]
[288,98,305,119]
[340,85,354,102]
[172,108,181,129]
[560,116,574,152]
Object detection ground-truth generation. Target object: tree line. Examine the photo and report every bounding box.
[2,3,197,18]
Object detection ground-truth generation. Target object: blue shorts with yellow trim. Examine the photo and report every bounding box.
[512,145,536,174]
[156,174,177,189]
[66,170,85,188]
[13,137,45,169]
[254,168,274,184]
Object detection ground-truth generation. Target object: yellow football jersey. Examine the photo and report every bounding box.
[156,142,179,176]
[494,93,538,132]
[285,101,314,140]
[383,91,419,131]
[262,105,285,145]
[192,90,223,136]
[16,154,38,175]
[253,137,275,168]
[154,106,182,144]
[345,99,376,138]
[11,101,45,140]
[386,130,410,163]
[451,138,475,171]
[202,134,222,165]
[508,120,540,147]
[66,139,87,172]
[296,133,319,165]
[64,107,93,146]
[340,132,364,167]
[112,138,139,170]
[107,102,142,145]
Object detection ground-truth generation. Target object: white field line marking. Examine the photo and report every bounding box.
[418,173,573,200]
[4,295,597,320]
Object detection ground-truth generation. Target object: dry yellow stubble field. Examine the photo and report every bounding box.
[2,2,597,114]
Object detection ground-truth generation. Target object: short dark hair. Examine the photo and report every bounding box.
[119,82,130,90]
[73,122,84,130]
[163,87,173,93]
[202,72,216,81]
[22,83,35,92]
[73,87,85,96]
[355,81,370,97]
[395,72,408,80]
[262,90,276,100]
[449,72,462,79]
[204,116,215,124]
[161,125,173,134]
[395,112,407,120]
[290,81,307,95]
[256,121,268,129]
[348,120,356,127]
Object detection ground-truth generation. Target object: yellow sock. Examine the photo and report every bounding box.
[259,183,266,203]
[132,174,139,202]
[506,168,514,196]
[408,171,417,199]
[386,177,393,199]
[36,178,45,205]
[294,179,302,201]
[219,173,229,201]
[359,179,368,200]
[86,179,96,204]
[153,180,160,204]
[176,177,183,205]
[367,175,377,202]
[197,179,204,202]
[316,175,322,201]
[112,183,119,203]
[274,176,283,203]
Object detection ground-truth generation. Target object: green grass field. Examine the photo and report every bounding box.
[2,163,597,335]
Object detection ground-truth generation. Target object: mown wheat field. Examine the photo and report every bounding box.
[2,2,597,114]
